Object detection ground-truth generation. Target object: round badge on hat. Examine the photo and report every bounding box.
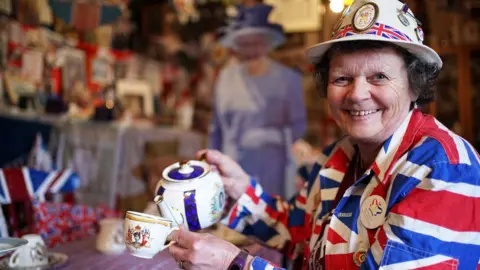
[360,195,386,229]
[415,26,424,42]
[397,13,409,26]
[352,2,379,32]
[353,248,367,266]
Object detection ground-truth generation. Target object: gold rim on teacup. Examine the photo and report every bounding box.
[125,211,173,227]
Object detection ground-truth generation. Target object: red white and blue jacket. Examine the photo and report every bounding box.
[224,110,480,269]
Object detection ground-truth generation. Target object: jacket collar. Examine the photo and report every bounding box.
[323,109,426,185]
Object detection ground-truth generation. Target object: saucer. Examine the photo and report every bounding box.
[0,238,28,257]
[0,252,68,270]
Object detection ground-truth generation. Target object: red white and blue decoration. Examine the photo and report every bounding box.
[332,23,412,42]
[33,199,120,248]
[0,168,80,204]
[415,26,424,42]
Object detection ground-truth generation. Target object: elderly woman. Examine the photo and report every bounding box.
[209,4,307,197]
[169,1,480,269]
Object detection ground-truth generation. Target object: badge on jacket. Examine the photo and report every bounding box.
[360,195,386,229]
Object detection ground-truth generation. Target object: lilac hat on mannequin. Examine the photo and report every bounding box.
[219,4,285,50]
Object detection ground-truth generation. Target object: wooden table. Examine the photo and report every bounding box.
[51,236,283,269]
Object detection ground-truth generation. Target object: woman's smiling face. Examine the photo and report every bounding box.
[327,47,416,144]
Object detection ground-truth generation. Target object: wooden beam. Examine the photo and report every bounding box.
[458,46,474,143]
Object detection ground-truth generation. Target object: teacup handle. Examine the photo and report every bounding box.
[8,249,21,267]
[161,227,180,251]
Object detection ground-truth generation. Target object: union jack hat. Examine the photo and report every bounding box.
[307,0,442,68]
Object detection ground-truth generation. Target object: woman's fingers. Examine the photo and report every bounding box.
[196,149,225,166]
[194,149,249,200]
[180,260,193,270]
[169,244,192,264]
[168,230,241,270]
[195,149,208,160]
[170,226,196,249]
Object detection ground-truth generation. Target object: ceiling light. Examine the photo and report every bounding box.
[329,0,344,13]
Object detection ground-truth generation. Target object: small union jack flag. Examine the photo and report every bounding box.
[0,168,80,204]
[332,23,412,42]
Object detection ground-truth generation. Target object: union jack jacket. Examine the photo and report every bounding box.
[224,110,480,269]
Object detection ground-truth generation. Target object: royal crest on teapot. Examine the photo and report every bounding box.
[154,159,226,231]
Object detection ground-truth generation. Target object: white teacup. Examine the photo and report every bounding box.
[124,211,179,259]
[97,218,126,255]
[8,234,49,268]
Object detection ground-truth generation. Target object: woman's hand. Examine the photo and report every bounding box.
[169,226,253,270]
[197,149,250,200]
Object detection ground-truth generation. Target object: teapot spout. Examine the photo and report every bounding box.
[154,195,184,227]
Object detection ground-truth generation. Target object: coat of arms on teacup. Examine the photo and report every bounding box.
[124,211,179,259]
[125,225,151,249]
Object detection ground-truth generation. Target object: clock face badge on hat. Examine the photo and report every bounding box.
[352,2,379,32]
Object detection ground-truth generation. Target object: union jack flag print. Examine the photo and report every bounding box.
[223,110,480,270]
[332,23,412,42]
[0,168,80,204]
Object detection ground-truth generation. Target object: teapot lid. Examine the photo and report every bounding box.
[163,160,209,182]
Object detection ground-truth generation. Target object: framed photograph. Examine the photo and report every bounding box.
[21,50,43,83]
[42,29,65,68]
[91,54,113,85]
[116,79,153,118]
[61,48,86,99]
[4,72,36,106]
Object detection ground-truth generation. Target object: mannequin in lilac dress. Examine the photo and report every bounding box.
[209,4,306,196]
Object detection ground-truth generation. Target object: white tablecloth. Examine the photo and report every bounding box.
[59,121,125,208]
[59,121,205,209]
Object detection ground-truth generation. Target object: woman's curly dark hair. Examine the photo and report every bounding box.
[313,40,440,105]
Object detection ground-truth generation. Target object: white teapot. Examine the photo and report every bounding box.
[154,159,226,231]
